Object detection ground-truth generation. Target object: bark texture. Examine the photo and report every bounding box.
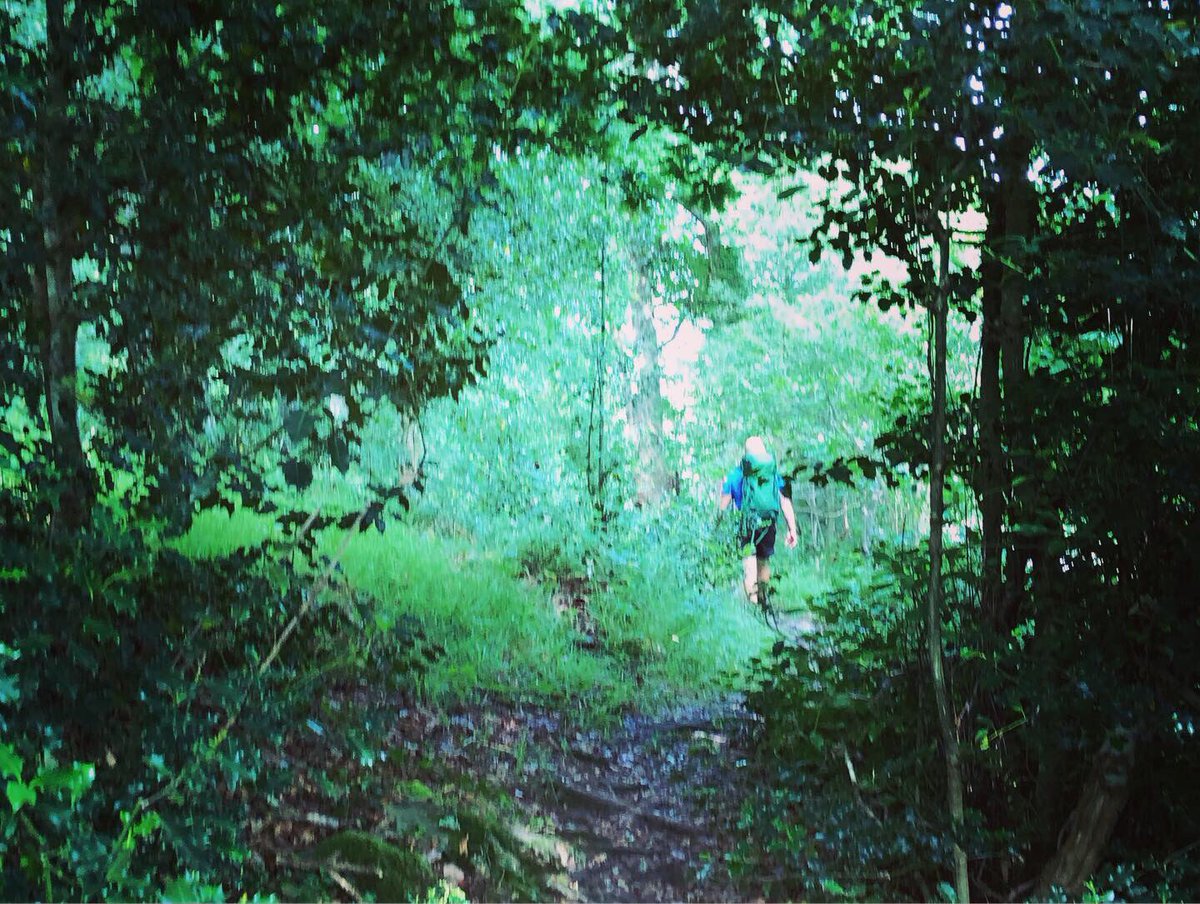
[627,260,674,508]
[1035,735,1135,898]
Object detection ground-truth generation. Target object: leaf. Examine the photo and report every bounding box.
[6,779,37,813]
[283,408,318,443]
[821,877,847,896]
[162,874,226,903]
[629,124,648,143]
[0,744,22,780]
[32,762,95,804]
[282,458,313,490]
[777,184,804,201]
[938,881,957,902]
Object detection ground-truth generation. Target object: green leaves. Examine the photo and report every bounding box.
[5,780,36,813]
[0,744,22,781]
[33,763,96,806]
[1,743,37,816]
[0,743,94,815]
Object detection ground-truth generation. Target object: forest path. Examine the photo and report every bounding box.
[395,691,765,903]
[534,695,758,902]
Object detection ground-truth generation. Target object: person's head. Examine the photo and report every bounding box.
[744,435,769,459]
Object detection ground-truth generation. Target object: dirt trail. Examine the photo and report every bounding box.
[388,693,764,902]
[532,696,759,902]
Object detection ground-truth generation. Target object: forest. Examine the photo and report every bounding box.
[1,1,1198,901]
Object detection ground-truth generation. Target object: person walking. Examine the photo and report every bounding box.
[718,436,799,606]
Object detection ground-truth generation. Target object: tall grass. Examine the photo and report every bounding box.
[178,471,776,717]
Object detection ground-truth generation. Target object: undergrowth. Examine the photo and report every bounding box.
[179,478,773,718]
[732,550,953,902]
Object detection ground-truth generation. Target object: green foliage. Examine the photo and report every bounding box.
[735,549,974,901]
[419,880,470,904]
[2,0,1197,898]
[622,1,1200,896]
[0,472,434,900]
[687,173,933,565]
[0,1,618,896]
[590,504,773,691]
[0,521,272,896]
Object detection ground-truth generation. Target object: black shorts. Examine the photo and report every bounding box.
[738,519,777,560]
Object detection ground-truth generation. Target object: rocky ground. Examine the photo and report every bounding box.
[522,697,760,902]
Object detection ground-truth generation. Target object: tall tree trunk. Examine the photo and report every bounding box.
[928,222,970,903]
[586,163,611,523]
[998,170,1035,629]
[627,257,673,507]
[36,0,94,531]
[978,190,1005,630]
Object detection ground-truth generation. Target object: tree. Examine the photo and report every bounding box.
[610,127,744,508]
[0,0,604,531]
[0,1,613,895]
[617,0,1200,895]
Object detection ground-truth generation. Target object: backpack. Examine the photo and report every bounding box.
[740,452,781,528]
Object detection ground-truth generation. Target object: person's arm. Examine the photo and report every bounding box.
[717,487,733,525]
[780,493,799,548]
[716,473,734,524]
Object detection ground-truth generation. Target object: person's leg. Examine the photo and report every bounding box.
[756,557,773,607]
[742,554,759,603]
[754,522,778,608]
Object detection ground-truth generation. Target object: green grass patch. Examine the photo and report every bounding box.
[176,494,775,718]
[176,506,283,557]
[333,524,630,709]
[594,554,773,700]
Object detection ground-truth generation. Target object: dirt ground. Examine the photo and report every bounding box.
[407,694,764,902]
[253,688,768,902]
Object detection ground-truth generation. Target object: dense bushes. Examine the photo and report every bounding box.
[734,550,951,901]
[736,539,1200,902]
[0,486,424,899]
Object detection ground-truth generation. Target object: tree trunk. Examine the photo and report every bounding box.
[627,259,673,507]
[998,170,1035,629]
[397,415,425,490]
[586,162,611,523]
[1035,734,1135,898]
[35,0,94,531]
[927,222,970,903]
[978,189,1005,630]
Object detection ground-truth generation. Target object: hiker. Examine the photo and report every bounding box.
[718,436,798,606]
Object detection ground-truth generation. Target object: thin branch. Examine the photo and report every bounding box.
[656,311,686,352]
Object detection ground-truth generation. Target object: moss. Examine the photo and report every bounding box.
[446,804,553,902]
[308,830,435,902]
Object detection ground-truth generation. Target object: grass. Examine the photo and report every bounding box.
[333,523,624,707]
[177,477,775,719]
